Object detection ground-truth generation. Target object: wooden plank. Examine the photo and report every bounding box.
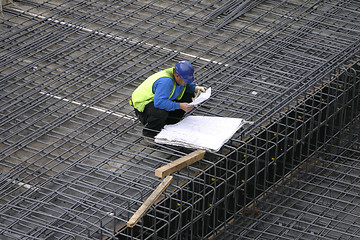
[127,175,173,228]
[155,150,206,178]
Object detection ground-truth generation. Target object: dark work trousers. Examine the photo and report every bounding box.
[134,92,194,138]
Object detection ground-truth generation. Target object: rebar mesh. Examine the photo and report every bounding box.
[212,118,360,240]
[1,0,360,239]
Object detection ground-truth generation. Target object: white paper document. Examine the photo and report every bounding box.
[188,87,211,106]
[155,115,245,152]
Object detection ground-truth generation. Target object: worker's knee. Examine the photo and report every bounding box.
[178,92,194,103]
[149,107,168,122]
[144,102,168,124]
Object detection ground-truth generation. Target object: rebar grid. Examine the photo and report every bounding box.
[1,0,360,239]
[172,66,360,240]
[212,118,360,240]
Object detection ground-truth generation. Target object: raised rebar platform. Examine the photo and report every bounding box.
[1,0,359,239]
[212,116,360,240]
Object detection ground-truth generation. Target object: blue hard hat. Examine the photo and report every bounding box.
[175,61,194,83]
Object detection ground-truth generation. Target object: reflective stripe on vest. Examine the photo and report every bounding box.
[131,67,186,112]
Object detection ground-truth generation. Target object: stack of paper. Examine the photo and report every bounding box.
[155,116,245,152]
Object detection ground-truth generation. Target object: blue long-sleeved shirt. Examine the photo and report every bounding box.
[152,77,196,111]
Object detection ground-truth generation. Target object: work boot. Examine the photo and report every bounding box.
[142,127,158,138]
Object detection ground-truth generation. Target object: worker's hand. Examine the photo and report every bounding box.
[179,102,193,112]
[195,86,207,94]
[192,86,207,106]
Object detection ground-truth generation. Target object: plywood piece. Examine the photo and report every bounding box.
[155,150,206,178]
[127,175,173,228]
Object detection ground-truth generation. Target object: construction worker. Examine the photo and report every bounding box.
[131,60,207,138]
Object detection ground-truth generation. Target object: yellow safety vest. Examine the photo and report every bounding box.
[131,67,186,112]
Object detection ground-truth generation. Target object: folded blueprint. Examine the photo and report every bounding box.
[188,87,211,106]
